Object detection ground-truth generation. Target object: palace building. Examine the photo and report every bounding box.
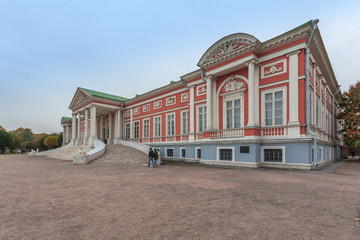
[61,20,343,169]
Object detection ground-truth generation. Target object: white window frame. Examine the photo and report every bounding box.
[197,104,207,132]
[216,147,235,162]
[133,120,140,139]
[166,112,176,136]
[222,92,244,129]
[181,110,189,135]
[180,147,186,158]
[261,146,286,163]
[195,147,201,159]
[143,118,150,138]
[165,147,174,157]
[261,86,287,127]
[125,122,131,139]
[153,115,162,137]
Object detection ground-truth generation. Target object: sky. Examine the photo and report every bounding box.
[0,0,359,133]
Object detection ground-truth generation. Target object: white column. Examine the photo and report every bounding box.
[206,75,215,131]
[114,109,120,144]
[130,109,133,139]
[189,86,195,142]
[77,112,81,145]
[71,113,76,146]
[100,115,103,141]
[119,110,123,140]
[287,50,301,137]
[67,125,71,143]
[246,60,256,126]
[88,106,98,146]
[62,126,66,145]
[254,63,260,126]
[108,112,113,145]
[84,108,89,145]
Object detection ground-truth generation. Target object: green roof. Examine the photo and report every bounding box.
[62,117,72,122]
[79,87,128,102]
[283,20,312,35]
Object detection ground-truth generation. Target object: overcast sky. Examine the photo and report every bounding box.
[0,0,359,133]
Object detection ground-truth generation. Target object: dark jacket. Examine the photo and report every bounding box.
[148,149,154,157]
[154,150,159,160]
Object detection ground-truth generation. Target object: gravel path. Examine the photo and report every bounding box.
[0,154,359,240]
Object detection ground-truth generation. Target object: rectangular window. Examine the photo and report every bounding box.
[316,97,320,127]
[264,149,283,162]
[219,149,233,161]
[167,113,175,136]
[181,111,189,135]
[154,116,161,137]
[196,148,201,159]
[226,99,241,129]
[240,146,249,153]
[143,119,150,138]
[134,121,140,139]
[181,148,186,158]
[166,148,174,157]
[264,90,283,126]
[198,105,207,132]
[125,123,130,139]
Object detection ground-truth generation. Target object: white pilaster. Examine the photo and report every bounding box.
[71,113,76,146]
[62,126,66,144]
[206,75,215,131]
[254,63,260,126]
[114,109,121,144]
[108,112,113,145]
[84,108,89,145]
[100,115,103,141]
[246,60,257,126]
[130,108,133,139]
[77,112,81,145]
[189,86,195,142]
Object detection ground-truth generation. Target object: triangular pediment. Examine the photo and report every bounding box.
[69,88,92,110]
[198,33,259,68]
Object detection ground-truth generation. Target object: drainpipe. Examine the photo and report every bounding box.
[305,19,319,167]
[332,87,341,160]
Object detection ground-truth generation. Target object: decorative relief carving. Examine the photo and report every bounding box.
[205,39,248,62]
[76,92,89,105]
[181,93,189,102]
[125,110,131,117]
[143,104,150,112]
[223,76,246,93]
[261,59,287,79]
[134,107,140,115]
[197,85,207,96]
[154,100,162,109]
[166,96,176,106]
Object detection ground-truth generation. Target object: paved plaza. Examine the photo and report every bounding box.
[0,154,359,240]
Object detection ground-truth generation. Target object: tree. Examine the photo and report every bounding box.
[57,133,63,147]
[36,135,48,151]
[13,128,34,143]
[9,133,21,153]
[337,81,360,148]
[43,136,58,149]
[0,130,14,154]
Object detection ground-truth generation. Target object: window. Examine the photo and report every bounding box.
[198,105,207,132]
[264,90,284,126]
[143,119,150,138]
[181,110,189,135]
[125,123,130,139]
[240,146,250,153]
[166,148,174,157]
[325,112,328,133]
[196,147,201,159]
[316,97,320,127]
[134,121,140,139]
[180,148,186,158]
[264,149,282,162]
[261,146,285,163]
[154,116,161,137]
[226,99,241,129]
[310,91,313,125]
[166,113,175,136]
[219,149,233,161]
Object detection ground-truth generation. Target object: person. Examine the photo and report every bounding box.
[153,149,159,168]
[148,147,154,167]
[351,150,355,158]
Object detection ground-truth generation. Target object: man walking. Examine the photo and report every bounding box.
[147,147,154,167]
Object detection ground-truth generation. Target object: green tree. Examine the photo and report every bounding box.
[43,136,58,149]
[57,133,63,147]
[36,135,48,151]
[9,133,21,153]
[337,81,360,148]
[0,130,14,154]
[14,128,34,143]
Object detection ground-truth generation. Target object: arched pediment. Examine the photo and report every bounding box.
[198,33,259,68]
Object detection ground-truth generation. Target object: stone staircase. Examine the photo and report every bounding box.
[48,145,94,161]
[95,145,147,164]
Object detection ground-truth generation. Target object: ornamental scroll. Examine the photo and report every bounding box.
[221,76,247,94]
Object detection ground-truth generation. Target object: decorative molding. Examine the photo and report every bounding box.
[133,107,140,115]
[196,84,207,96]
[223,76,246,93]
[125,110,131,117]
[181,92,189,102]
[143,104,150,112]
[166,96,176,106]
[154,100,162,109]
[261,59,287,79]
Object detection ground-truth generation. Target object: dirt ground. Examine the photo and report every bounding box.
[0,155,359,240]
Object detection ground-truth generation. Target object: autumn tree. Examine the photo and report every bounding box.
[337,81,360,148]
[9,133,21,153]
[43,136,58,149]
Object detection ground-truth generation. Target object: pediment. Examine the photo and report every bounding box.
[198,33,259,68]
[69,88,91,110]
